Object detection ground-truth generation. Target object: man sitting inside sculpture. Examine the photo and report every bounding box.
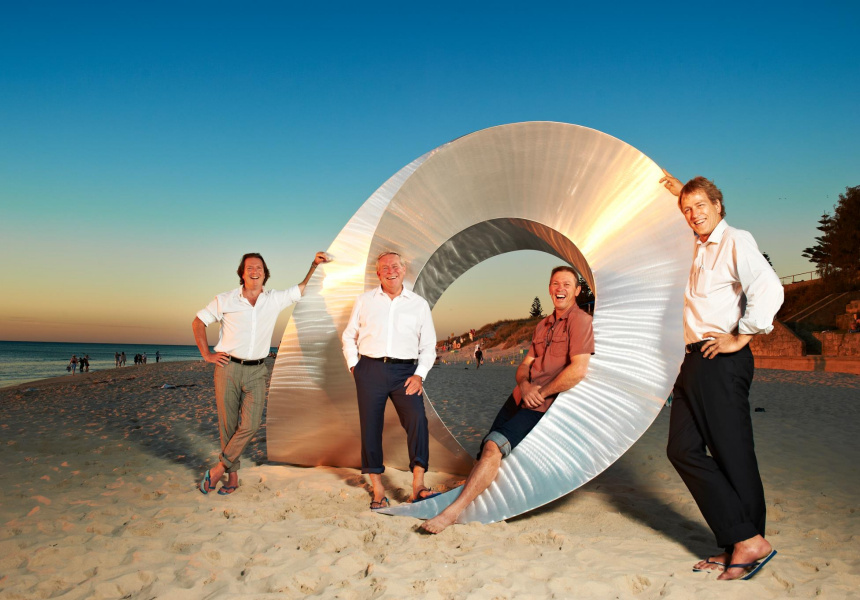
[421,266,595,533]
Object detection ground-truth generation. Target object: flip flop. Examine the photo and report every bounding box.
[199,470,214,495]
[370,497,390,511]
[413,488,441,503]
[217,485,238,495]
[692,558,726,572]
[726,549,777,580]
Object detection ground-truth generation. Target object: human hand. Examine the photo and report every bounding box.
[519,381,544,409]
[701,332,752,359]
[205,352,230,366]
[313,251,332,266]
[404,374,423,396]
[659,169,683,197]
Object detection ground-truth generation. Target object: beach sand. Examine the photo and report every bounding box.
[1,361,858,599]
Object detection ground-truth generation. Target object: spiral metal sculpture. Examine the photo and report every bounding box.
[267,121,689,524]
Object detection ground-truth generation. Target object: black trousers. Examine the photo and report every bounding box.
[667,345,765,550]
[353,357,429,474]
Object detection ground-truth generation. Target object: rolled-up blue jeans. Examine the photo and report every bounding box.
[478,394,545,459]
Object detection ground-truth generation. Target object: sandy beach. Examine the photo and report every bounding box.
[1,361,859,599]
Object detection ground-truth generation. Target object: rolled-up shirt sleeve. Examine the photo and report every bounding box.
[196,296,222,327]
[272,285,302,311]
[735,232,784,335]
[341,295,363,371]
[414,300,437,381]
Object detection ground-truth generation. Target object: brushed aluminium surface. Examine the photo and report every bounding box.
[267,122,690,523]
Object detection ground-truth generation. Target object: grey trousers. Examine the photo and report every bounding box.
[214,361,267,473]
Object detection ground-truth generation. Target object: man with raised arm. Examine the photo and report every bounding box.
[660,171,783,580]
[421,266,594,533]
[342,251,438,510]
[193,250,330,496]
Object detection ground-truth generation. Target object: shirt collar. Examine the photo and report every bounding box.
[374,285,414,299]
[548,304,576,325]
[237,285,265,305]
[696,218,728,246]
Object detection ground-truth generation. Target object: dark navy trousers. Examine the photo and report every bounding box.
[667,345,765,550]
[353,357,429,474]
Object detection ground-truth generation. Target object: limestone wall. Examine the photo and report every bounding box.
[812,331,860,357]
[749,320,806,357]
[835,299,860,331]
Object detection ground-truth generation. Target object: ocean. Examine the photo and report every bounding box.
[0,341,249,388]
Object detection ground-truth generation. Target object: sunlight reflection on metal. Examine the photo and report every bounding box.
[267,122,690,524]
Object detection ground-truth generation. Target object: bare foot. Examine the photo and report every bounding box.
[420,508,458,534]
[718,536,773,581]
[693,552,729,572]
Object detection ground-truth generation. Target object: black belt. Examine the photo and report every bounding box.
[685,341,708,354]
[363,356,417,365]
[230,356,265,365]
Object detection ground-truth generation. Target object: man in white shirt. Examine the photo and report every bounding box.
[661,172,783,580]
[342,251,437,510]
[194,250,330,496]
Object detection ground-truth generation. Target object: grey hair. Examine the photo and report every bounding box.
[376,251,405,270]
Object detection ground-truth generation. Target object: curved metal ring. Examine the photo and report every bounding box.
[267,121,690,524]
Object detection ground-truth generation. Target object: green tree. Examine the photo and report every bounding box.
[529,297,543,318]
[802,185,860,290]
[576,276,595,311]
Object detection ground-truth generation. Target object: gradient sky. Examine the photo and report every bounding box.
[2,2,858,346]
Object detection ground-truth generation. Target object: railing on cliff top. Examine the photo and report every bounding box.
[780,270,819,285]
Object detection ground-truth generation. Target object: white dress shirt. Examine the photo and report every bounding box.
[197,285,302,360]
[684,219,784,345]
[342,286,437,380]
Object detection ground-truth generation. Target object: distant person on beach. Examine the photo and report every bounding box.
[115,352,120,368]
[194,250,331,496]
[474,345,483,369]
[156,350,160,362]
[421,267,594,533]
[68,355,78,374]
[81,355,90,372]
[143,352,147,364]
[120,352,126,366]
[342,251,438,510]
[660,171,783,580]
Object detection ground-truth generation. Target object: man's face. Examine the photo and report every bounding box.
[549,271,580,313]
[680,190,722,241]
[377,254,405,295]
[242,257,266,287]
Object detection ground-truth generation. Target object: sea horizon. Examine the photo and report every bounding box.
[0,341,276,389]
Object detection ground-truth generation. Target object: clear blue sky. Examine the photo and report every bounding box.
[2,1,858,344]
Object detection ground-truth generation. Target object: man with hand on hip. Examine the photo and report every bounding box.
[661,171,783,580]
[194,250,330,495]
